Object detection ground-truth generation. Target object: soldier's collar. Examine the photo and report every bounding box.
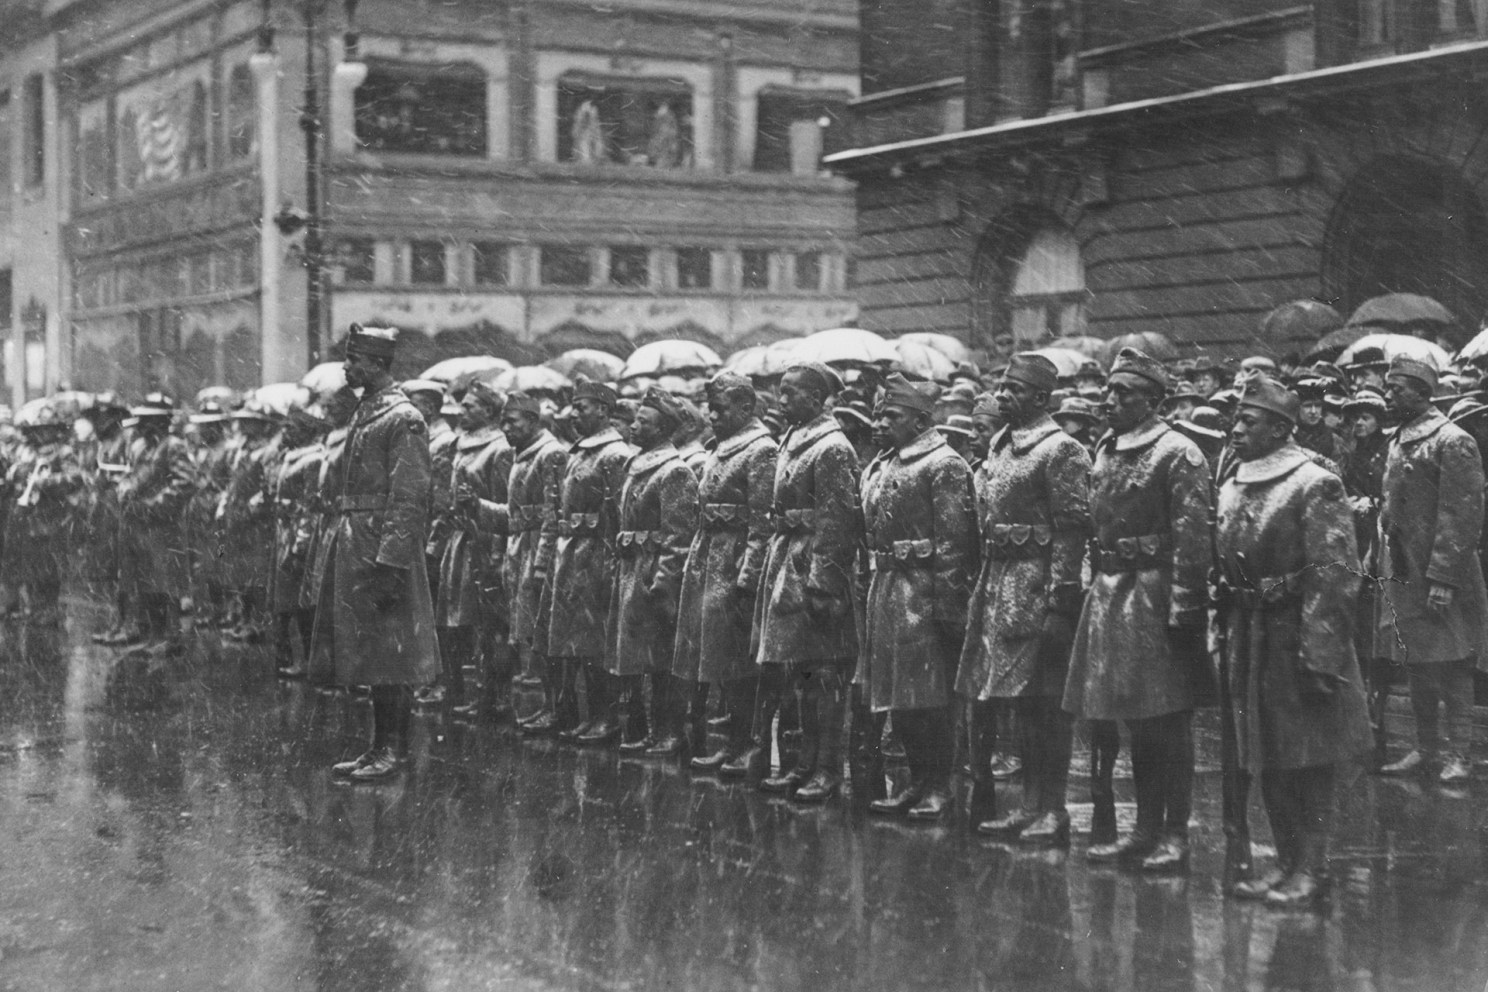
[354,385,410,427]
[783,411,842,455]
[572,427,624,452]
[1394,407,1449,445]
[1098,415,1169,453]
[714,420,770,458]
[895,428,945,462]
[514,429,557,461]
[994,413,1061,455]
[428,418,453,439]
[456,424,505,450]
[1233,442,1311,484]
[628,442,680,475]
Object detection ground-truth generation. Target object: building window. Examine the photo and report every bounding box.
[355,60,487,156]
[753,89,848,174]
[795,252,822,292]
[410,240,447,285]
[557,74,693,167]
[1007,228,1086,345]
[226,63,255,160]
[742,249,771,291]
[472,241,508,286]
[1438,0,1481,35]
[540,245,592,287]
[77,102,110,202]
[609,247,649,288]
[339,238,376,284]
[0,90,12,198]
[22,74,44,187]
[677,248,712,290]
[1360,0,1394,45]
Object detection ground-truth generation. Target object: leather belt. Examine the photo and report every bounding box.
[983,523,1052,562]
[557,512,601,536]
[703,502,750,532]
[1091,533,1173,574]
[615,529,660,556]
[870,538,934,572]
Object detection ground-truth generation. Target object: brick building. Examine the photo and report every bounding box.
[828,0,1488,363]
[0,0,857,402]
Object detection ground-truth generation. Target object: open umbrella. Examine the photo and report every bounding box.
[1347,293,1456,331]
[1305,325,1369,363]
[492,365,572,395]
[894,338,957,381]
[546,348,625,381]
[619,340,723,380]
[1457,326,1488,363]
[253,382,311,416]
[1338,333,1452,371]
[898,332,970,364]
[1102,331,1176,364]
[421,355,514,386]
[1047,335,1107,360]
[792,327,898,368]
[301,361,347,396]
[1260,299,1345,349]
[726,340,801,379]
[1026,347,1091,378]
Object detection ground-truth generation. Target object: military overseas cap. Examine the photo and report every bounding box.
[465,378,506,410]
[880,372,939,415]
[1002,352,1060,393]
[1237,375,1301,424]
[704,370,755,404]
[972,392,998,418]
[784,360,844,398]
[640,385,686,430]
[1386,356,1439,393]
[573,375,619,409]
[345,323,399,359]
[938,413,974,438]
[505,390,542,416]
[1107,348,1171,392]
[401,379,446,402]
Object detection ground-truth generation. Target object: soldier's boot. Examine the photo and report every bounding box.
[482,639,518,723]
[1091,718,1161,863]
[794,667,845,803]
[549,658,582,740]
[695,678,747,771]
[445,627,475,709]
[563,665,598,742]
[578,673,620,746]
[763,670,815,794]
[351,686,408,782]
[521,655,559,735]
[908,712,955,821]
[1020,703,1073,847]
[617,675,652,752]
[966,699,998,830]
[680,681,710,765]
[1266,829,1330,909]
[849,685,888,806]
[778,685,803,768]
[645,674,685,757]
[1235,769,1299,900]
[1088,719,1120,846]
[1141,713,1194,873]
[870,706,919,815]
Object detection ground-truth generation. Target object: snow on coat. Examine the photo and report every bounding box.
[435,425,512,630]
[118,433,194,599]
[500,429,567,652]
[269,442,323,613]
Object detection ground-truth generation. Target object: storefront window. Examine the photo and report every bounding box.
[609,247,649,288]
[677,248,712,290]
[540,245,592,287]
[557,74,693,168]
[472,242,508,286]
[355,60,487,156]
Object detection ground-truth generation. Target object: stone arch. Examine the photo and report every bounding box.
[969,202,1089,359]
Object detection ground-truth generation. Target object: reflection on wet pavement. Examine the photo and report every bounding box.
[0,601,1486,991]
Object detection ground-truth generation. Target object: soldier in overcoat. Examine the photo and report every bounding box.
[117,394,194,653]
[299,388,358,625]
[751,362,862,803]
[309,326,440,782]
[958,353,1091,843]
[405,378,455,609]
[435,380,512,717]
[80,394,132,641]
[608,388,699,755]
[218,402,281,642]
[858,374,977,821]
[1377,357,1488,784]
[1064,348,1213,871]
[5,401,87,623]
[268,408,329,678]
[543,378,632,744]
[674,372,777,773]
[498,391,568,733]
[184,399,233,632]
[1216,377,1372,908]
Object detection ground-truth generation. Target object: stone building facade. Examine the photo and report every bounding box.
[829,0,1488,363]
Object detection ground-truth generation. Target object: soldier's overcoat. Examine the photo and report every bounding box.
[672,421,776,684]
[309,385,439,687]
[435,425,512,629]
[607,443,698,676]
[118,433,194,598]
[300,427,347,610]
[502,429,567,650]
[858,429,978,712]
[269,443,323,613]
[4,442,86,584]
[1215,443,1372,771]
[544,428,631,658]
[1378,408,1488,667]
[187,436,233,594]
[1065,417,1213,720]
[753,413,862,667]
[425,419,458,569]
[957,415,1091,700]
[217,436,278,590]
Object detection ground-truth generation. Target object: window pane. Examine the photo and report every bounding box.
[609,247,649,288]
[23,73,44,187]
[340,238,375,283]
[742,249,771,291]
[473,242,507,286]
[556,77,693,168]
[753,91,848,173]
[355,61,488,156]
[226,64,255,159]
[411,240,446,285]
[677,248,711,289]
[795,252,822,291]
[541,245,591,287]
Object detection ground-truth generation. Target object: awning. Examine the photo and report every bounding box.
[824,40,1488,173]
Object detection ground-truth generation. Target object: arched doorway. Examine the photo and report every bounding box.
[1322,156,1488,345]
[971,211,1087,363]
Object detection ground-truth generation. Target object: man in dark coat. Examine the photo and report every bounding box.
[1377,357,1488,785]
[269,408,329,678]
[674,372,777,772]
[751,361,862,802]
[117,394,194,654]
[958,353,1091,843]
[1065,348,1212,871]
[858,374,977,820]
[607,387,699,755]
[1216,376,1372,907]
[5,401,87,623]
[218,402,281,643]
[309,325,440,781]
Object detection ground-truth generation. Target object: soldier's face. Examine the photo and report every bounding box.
[1102,378,1154,433]
[573,397,610,437]
[501,410,539,450]
[1385,377,1430,420]
[875,404,922,450]
[343,351,382,390]
[778,372,824,426]
[1230,407,1290,461]
[631,407,668,450]
[993,377,1043,426]
[972,413,999,455]
[459,393,497,432]
[707,394,753,440]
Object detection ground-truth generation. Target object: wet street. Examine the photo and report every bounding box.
[0,598,1483,992]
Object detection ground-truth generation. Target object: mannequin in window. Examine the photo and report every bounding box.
[572,99,605,165]
[647,101,681,168]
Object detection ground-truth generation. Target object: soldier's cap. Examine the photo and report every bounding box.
[1450,397,1488,424]
[1053,395,1101,425]
[937,414,974,438]
[1237,375,1301,424]
[572,375,619,409]
[1386,356,1439,393]
[704,370,755,404]
[972,392,998,418]
[612,398,639,426]
[1002,352,1060,393]
[130,391,177,419]
[1239,355,1278,373]
[345,323,399,359]
[1074,360,1106,381]
[90,390,128,414]
[880,372,939,415]
[465,378,506,410]
[783,360,844,398]
[639,386,686,429]
[505,390,542,416]
[832,397,872,428]
[189,399,231,424]
[401,379,446,402]
[1342,346,1388,371]
[1107,348,1170,393]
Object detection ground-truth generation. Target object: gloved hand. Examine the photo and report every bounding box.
[366,563,407,612]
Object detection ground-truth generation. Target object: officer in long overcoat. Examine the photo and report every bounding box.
[673,371,777,773]
[498,391,568,733]
[268,408,328,677]
[958,353,1091,843]
[435,380,512,716]
[309,325,439,782]
[117,394,194,653]
[1064,348,1212,871]
[608,387,699,755]
[751,361,862,803]
[1216,376,1371,908]
[858,374,977,821]
[543,378,631,744]
[1377,357,1488,784]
